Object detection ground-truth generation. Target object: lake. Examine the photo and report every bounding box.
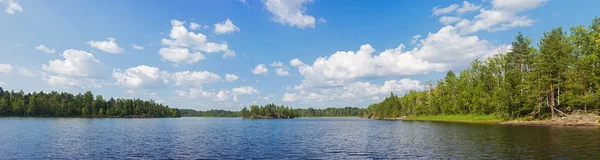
[1,117,599,159]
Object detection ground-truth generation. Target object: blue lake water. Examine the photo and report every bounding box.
[1,117,599,159]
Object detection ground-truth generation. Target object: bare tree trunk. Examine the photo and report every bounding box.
[550,82,555,119]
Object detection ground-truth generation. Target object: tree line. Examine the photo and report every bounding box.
[365,17,600,120]
[293,107,366,117]
[180,109,241,117]
[241,104,296,119]
[0,87,181,118]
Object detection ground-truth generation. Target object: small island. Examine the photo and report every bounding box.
[241,103,296,119]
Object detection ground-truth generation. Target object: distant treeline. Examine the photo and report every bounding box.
[180,109,241,117]
[365,18,600,120]
[181,104,365,118]
[0,87,180,118]
[293,107,366,117]
[241,104,295,119]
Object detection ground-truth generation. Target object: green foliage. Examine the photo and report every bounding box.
[0,87,180,118]
[366,17,600,120]
[293,107,366,117]
[180,109,241,117]
[243,103,296,119]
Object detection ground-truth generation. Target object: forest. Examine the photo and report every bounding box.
[0,87,181,118]
[365,18,600,120]
[241,104,296,119]
[180,109,241,117]
[293,107,366,117]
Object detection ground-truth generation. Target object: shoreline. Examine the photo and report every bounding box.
[374,115,600,126]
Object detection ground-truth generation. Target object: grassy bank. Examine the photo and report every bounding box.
[403,114,504,124]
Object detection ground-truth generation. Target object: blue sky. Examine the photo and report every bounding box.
[0,0,599,110]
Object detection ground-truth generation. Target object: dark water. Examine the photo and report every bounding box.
[1,117,599,159]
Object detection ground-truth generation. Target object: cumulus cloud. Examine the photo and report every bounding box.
[432,3,459,16]
[35,45,56,54]
[112,65,169,89]
[177,86,259,103]
[158,47,205,64]
[87,37,125,54]
[42,49,108,78]
[270,61,290,76]
[171,70,221,87]
[264,0,319,29]
[456,1,481,14]
[270,61,284,67]
[275,68,290,76]
[131,44,144,50]
[439,16,462,25]
[252,64,268,75]
[291,25,504,87]
[189,22,208,30]
[282,78,422,102]
[45,76,81,87]
[232,86,260,95]
[433,0,547,34]
[0,63,12,74]
[225,74,239,82]
[214,19,240,35]
[160,20,235,63]
[1,0,22,15]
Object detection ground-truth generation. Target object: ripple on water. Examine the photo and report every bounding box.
[0,117,599,159]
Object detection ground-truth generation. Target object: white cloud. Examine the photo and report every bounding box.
[42,49,108,78]
[292,26,501,87]
[439,16,462,25]
[214,19,240,35]
[270,61,290,76]
[0,81,6,86]
[171,70,221,87]
[290,58,304,67]
[433,1,480,16]
[432,4,459,16]
[270,61,284,67]
[492,0,548,13]
[264,0,318,29]
[160,20,235,62]
[456,1,481,14]
[112,65,168,89]
[252,64,268,75]
[318,18,327,23]
[131,44,144,50]
[16,66,38,77]
[158,47,205,64]
[275,68,290,76]
[35,45,56,54]
[0,63,12,74]
[177,86,259,103]
[434,0,546,34]
[176,87,217,99]
[232,86,260,95]
[1,0,22,15]
[216,89,231,101]
[87,37,125,54]
[190,22,208,30]
[45,76,81,87]
[282,78,422,102]
[225,74,239,82]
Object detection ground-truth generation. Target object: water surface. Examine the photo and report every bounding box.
[1,117,599,159]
